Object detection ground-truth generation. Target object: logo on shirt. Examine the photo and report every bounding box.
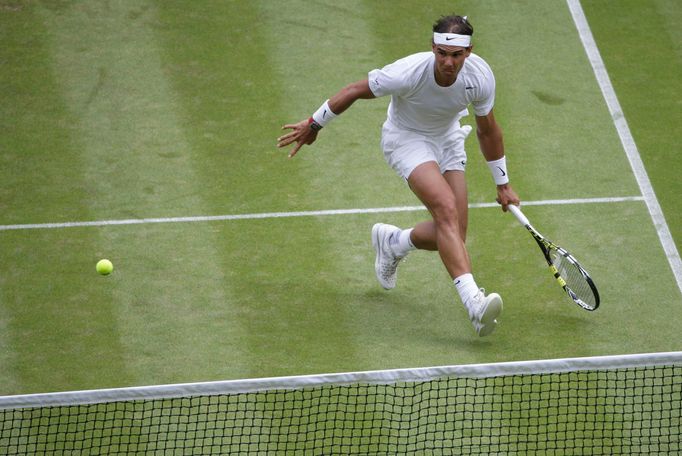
[465,86,476,90]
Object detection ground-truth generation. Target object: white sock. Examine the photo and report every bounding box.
[454,273,479,305]
[390,228,416,258]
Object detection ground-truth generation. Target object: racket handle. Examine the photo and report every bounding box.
[507,204,530,226]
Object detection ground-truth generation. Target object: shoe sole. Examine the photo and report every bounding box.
[371,223,394,290]
[478,293,503,337]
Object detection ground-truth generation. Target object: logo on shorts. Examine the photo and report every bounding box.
[461,160,467,166]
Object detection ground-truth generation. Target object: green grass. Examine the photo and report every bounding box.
[0,0,680,400]
[582,0,682,250]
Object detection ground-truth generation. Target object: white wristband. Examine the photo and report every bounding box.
[487,156,509,185]
[311,100,337,127]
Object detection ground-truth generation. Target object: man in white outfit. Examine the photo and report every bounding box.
[277,15,520,336]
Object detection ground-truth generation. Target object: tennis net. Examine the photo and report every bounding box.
[1,352,681,455]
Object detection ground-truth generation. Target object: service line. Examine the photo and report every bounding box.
[0,196,644,232]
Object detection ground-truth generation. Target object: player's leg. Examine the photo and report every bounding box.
[374,170,470,292]
[372,125,431,289]
[444,169,469,241]
[410,169,468,250]
[373,123,502,335]
[372,125,468,286]
[408,164,501,337]
[406,162,471,279]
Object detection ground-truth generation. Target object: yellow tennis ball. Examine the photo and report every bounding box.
[96,259,113,275]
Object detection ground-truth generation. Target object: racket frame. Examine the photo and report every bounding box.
[508,205,600,311]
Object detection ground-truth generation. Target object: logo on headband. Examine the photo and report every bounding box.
[433,32,472,47]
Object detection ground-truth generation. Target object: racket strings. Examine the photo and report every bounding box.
[550,252,597,307]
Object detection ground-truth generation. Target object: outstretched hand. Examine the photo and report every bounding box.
[277,119,319,158]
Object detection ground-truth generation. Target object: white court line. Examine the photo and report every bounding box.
[0,196,643,231]
[567,0,682,295]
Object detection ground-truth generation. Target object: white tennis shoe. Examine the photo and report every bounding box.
[371,223,402,290]
[466,289,503,337]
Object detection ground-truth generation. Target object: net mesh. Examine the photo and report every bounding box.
[1,364,681,455]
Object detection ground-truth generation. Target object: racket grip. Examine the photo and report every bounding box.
[507,204,530,226]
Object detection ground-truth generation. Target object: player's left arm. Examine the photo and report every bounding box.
[475,109,520,211]
[277,79,375,158]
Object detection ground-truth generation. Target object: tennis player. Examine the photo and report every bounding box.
[277,15,520,336]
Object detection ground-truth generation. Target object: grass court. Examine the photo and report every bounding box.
[1,0,681,398]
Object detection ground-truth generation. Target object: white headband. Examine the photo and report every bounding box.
[433,32,472,47]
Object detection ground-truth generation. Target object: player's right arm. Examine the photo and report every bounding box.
[277,79,375,158]
[327,79,376,116]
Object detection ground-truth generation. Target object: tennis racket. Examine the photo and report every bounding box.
[508,205,600,311]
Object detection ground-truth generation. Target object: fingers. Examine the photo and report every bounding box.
[288,141,303,158]
[277,130,303,153]
[277,135,294,148]
[506,193,521,207]
[277,128,298,147]
[496,187,521,212]
[496,197,510,212]
[276,119,316,158]
[277,121,307,147]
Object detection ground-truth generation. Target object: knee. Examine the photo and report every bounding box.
[429,196,458,226]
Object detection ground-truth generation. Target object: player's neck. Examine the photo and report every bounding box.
[434,69,458,87]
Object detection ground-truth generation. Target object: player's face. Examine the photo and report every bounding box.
[432,44,472,85]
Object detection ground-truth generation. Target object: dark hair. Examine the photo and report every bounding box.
[432,15,473,36]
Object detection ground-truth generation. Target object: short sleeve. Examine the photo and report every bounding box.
[471,72,496,116]
[368,60,412,98]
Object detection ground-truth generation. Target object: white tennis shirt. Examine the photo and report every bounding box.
[368,52,495,136]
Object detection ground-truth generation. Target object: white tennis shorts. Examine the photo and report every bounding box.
[380,120,473,180]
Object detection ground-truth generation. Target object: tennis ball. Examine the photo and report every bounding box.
[96,259,113,275]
